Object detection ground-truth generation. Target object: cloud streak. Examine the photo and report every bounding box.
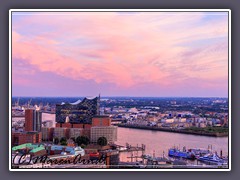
[12,12,228,97]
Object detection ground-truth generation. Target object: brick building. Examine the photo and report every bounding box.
[69,128,83,139]
[42,127,54,141]
[90,126,117,144]
[50,115,116,143]
[53,127,69,139]
[25,109,42,132]
[92,116,111,127]
[12,132,42,146]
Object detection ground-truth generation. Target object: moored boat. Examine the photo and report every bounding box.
[168,147,195,160]
[197,152,227,165]
[188,148,211,159]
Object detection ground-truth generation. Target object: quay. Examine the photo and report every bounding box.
[115,143,146,152]
[116,124,228,137]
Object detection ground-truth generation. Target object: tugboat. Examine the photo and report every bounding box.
[168,146,195,160]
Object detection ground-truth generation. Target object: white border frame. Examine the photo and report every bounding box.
[9,9,231,172]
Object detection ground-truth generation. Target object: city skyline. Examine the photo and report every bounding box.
[12,95,228,98]
[12,11,229,97]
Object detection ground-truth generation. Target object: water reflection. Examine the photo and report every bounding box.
[116,127,228,162]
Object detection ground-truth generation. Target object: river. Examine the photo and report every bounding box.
[41,113,229,162]
[116,126,228,162]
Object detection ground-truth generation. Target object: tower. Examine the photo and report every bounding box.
[25,109,42,132]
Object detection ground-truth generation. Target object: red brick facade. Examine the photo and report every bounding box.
[56,123,62,128]
[43,116,111,142]
[12,132,42,145]
[25,109,33,131]
[72,124,83,128]
[92,116,111,127]
[62,123,72,128]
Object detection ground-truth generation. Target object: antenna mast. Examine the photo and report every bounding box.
[98,93,101,115]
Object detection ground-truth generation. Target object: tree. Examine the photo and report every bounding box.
[60,137,67,146]
[53,137,59,145]
[60,141,67,146]
[97,136,108,146]
[76,136,90,146]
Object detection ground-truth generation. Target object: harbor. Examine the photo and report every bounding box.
[116,126,228,164]
[115,143,228,169]
[12,141,228,169]
[11,111,229,169]
[23,113,229,164]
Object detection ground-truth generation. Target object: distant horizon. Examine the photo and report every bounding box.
[12,95,228,98]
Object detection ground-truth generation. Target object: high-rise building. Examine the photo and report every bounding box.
[55,96,100,124]
[51,96,118,144]
[25,109,42,132]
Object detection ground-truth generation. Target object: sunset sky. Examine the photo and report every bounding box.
[12,11,229,97]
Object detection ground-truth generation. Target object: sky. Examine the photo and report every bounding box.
[12,11,229,97]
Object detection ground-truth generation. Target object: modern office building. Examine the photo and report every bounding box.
[25,109,42,132]
[69,128,84,139]
[41,96,118,144]
[90,126,117,144]
[55,96,100,124]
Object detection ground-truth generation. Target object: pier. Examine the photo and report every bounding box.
[115,143,146,152]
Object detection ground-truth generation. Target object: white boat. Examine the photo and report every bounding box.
[198,153,227,165]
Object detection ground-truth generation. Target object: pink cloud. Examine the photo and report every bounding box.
[12,12,229,97]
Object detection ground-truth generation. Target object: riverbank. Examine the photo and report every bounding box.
[116,124,228,137]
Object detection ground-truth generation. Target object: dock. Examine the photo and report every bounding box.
[116,143,146,152]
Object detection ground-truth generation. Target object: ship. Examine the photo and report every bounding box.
[188,148,211,159]
[197,152,228,165]
[168,147,195,160]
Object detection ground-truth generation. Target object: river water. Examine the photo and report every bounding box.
[116,127,228,162]
[40,113,229,162]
